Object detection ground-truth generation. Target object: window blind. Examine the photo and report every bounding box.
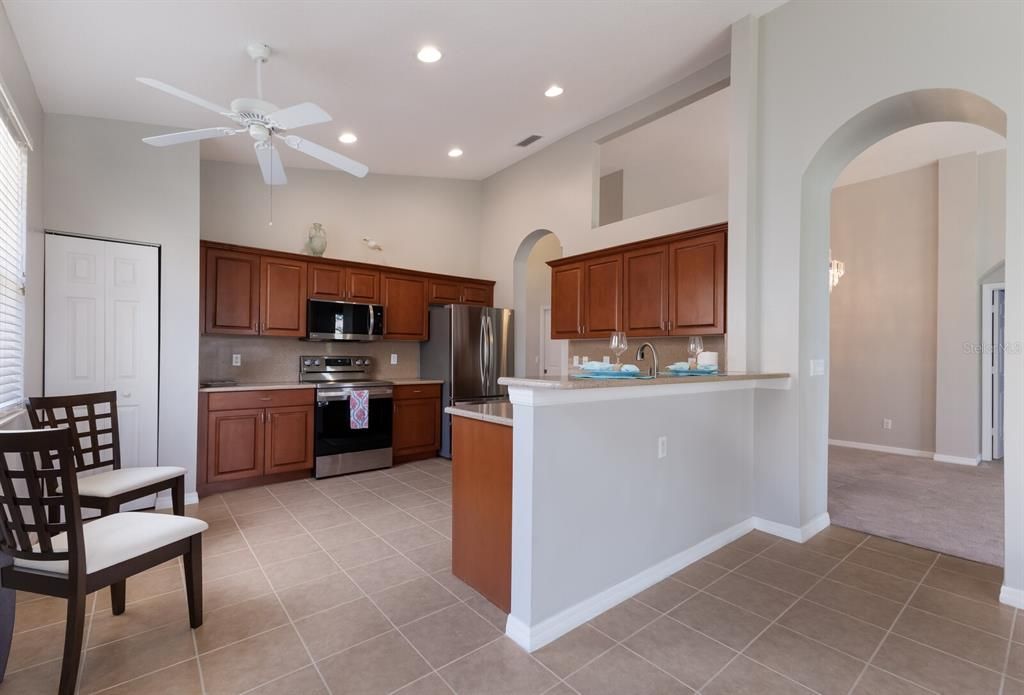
[0,106,26,412]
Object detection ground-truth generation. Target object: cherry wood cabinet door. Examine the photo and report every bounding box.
[264,405,314,474]
[346,268,381,303]
[429,279,462,304]
[382,273,429,340]
[204,248,260,335]
[623,246,669,336]
[583,254,623,337]
[550,263,584,339]
[392,397,441,459]
[206,408,264,483]
[460,283,493,306]
[260,256,307,336]
[668,231,726,335]
[308,263,345,300]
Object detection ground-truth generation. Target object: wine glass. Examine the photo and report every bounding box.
[609,331,628,365]
[688,336,704,368]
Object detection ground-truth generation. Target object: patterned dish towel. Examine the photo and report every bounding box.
[350,390,370,429]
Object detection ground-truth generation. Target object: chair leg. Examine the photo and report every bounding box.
[183,535,202,628]
[58,586,87,695]
[172,476,185,516]
[0,557,14,682]
[110,580,126,616]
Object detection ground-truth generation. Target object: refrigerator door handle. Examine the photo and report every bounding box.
[485,314,494,391]
[479,314,487,389]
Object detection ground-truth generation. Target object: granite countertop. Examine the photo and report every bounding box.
[498,372,790,390]
[390,379,444,386]
[199,382,316,393]
[446,401,513,426]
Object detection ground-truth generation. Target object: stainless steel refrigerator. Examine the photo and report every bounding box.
[421,305,514,458]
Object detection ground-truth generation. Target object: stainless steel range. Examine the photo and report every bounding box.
[299,355,393,479]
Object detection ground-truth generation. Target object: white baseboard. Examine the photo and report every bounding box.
[933,453,981,466]
[153,491,200,510]
[505,517,756,652]
[828,439,933,459]
[1000,584,1024,609]
[753,512,831,543]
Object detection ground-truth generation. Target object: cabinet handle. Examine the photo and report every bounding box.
[258,397,272,402]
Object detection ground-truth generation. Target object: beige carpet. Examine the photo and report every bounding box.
[828,444,1004,566]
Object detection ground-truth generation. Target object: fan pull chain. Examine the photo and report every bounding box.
[256,58,264,100]
[268,177,273,226]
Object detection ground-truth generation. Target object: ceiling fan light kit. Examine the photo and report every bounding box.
[137,42,369,185]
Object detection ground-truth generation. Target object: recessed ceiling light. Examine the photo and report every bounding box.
[448,148,463,158]
[545,85,564,97]
[417,46,442,63]
[338,132,357,144]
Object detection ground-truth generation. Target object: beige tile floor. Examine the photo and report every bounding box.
[1,458,1021,694]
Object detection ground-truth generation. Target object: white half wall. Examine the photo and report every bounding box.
[39,114,201,495]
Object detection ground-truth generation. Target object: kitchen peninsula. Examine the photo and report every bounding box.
[447,371,791,652]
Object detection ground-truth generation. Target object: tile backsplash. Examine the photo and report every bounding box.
[199,336,420,383]
[568,335,727,371]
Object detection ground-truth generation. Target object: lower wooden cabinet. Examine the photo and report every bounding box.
[392,383,441,463]
[199,388,314,494]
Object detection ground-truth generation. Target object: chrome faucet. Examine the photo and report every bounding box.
[635,342,659,377]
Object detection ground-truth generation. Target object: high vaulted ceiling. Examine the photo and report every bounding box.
[3,0,781,180]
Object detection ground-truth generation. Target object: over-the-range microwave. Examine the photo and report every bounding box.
[306,299,385,341]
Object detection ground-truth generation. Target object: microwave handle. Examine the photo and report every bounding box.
[369,305,376,336]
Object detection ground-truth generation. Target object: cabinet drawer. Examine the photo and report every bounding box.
[207,388,313,412]
[393,383,441,401]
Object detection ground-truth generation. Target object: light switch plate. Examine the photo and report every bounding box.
[602,356,611,364]
[658,436,668,459]
[390,353,398,365]
[572,355,580,367]
[809,359,825,376]
[231,354,241,367]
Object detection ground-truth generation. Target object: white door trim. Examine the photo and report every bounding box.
[982,282,1005,461]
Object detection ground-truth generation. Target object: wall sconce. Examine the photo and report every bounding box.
[829,249,845,292]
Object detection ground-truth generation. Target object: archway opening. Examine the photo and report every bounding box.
[512,230,564,378]
[800,89,1009,565]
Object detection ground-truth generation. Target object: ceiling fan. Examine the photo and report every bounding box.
[137,43,368,184]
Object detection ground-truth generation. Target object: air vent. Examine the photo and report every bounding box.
[516,134,542,147]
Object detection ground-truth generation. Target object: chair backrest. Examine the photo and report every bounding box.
[27,391,122,473]
[0,427,84,573]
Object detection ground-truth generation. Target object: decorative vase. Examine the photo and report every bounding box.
[307,222,327,256]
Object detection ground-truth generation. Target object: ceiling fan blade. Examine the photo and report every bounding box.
[280,134,369,178]
[268,102,332,130]
[142,127,239,147]
[255,143,287,186]
[136,77,233,117]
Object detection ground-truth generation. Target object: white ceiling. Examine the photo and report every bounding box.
[3,0,781,180]
[836,122,1007,187]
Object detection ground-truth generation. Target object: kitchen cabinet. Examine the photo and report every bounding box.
[392,383,441,463]
[548,223,727,339]
[582,254,622,337]
[668,231,725,335]
[198,388,314,494]
[429,279,494,306]
[309,263,381,304]
[204,248,260,335]
[382,273,429,340]
[346,267,382,303]
[260,256,307,336]
[550,262,585,339]
[623,246,669,336]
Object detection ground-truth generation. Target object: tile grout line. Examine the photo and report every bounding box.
[999,609,1019,695]
[845,552,942,694]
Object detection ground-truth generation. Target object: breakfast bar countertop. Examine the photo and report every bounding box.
[446,401,513,426]
[198,382,316,393]
[499,371,790,390]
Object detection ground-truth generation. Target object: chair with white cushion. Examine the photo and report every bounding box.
[0,427,207,695]
[27,391,187,517]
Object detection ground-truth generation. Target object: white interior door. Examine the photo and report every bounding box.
[994,288,1005,459]
[981,282,1005,461]
[45,234,159,474]
[541,307,564,376]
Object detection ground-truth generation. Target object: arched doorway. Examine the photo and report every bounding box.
[798,89,1010,567]
[512,230,564,378]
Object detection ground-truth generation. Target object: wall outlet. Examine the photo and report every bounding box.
[809,358,825,376]
[657,436,668,459]
[572,355,580,367]
[883,418,893,430]
[231,354,241,367]
[602,355,611,364]
[390,353,398,365]
[582,355,590,364]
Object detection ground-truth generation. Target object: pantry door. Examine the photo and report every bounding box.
[44,234,159,474]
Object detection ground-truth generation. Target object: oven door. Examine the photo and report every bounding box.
[307,300,385,341]
[314,387,393,478]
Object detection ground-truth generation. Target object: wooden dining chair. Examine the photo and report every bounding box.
[27,391,187,516]
[0,427,207,694]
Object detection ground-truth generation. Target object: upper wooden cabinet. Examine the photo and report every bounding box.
[668,231,725,335]
[260,256,307,336]
[204,248,260,335]
[550,263,585,339]
[548,223,726,339]
[308,263,381,303]
[382,272,429,340]
[429,279,494,306]
[582,255,622,337]
[623,246,669,336]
